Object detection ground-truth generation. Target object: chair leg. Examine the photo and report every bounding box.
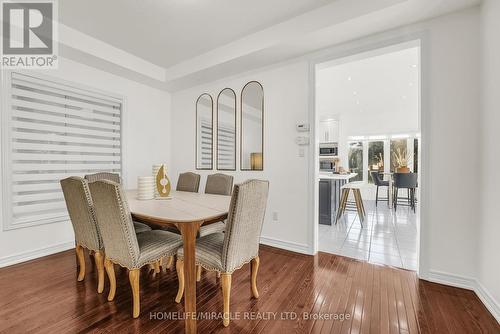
[162,256,174,272]
[75,244,85,282]
[154,261,161,274]
[394,188,398,211]
[129,269,140,318]
[196,265,202,282]
[175,259,184,303]
[250,257,260,299]
[335,189,348,224]
[375,186,379,207]
[221,273,232,327]
[104,258,116,301]
[94,251,105,294]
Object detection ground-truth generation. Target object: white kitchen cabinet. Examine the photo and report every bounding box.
[319,120,339,143]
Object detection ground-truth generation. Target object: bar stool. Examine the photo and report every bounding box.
[335,181,366,226]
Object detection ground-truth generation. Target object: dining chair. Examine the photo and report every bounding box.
[194,173,234,280]
[175,179,269,327]
[60,176,105,293]
[176,172,201,192]
[393,172,418,212]
[370,171,389,207]
[88,180,183,318]
[85,172,152,234]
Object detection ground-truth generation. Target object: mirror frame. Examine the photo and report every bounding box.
[240,81,264,171]
[216,88,237,171]
[195,93,214,170]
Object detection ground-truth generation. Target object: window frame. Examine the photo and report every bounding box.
[1,70,125,231]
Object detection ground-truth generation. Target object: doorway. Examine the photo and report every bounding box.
[313,41,421,271]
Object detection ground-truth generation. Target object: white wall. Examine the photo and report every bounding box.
[0,57,172,266]
[478,0,500,321]
[172,7,482,281]
[171,62,312,253]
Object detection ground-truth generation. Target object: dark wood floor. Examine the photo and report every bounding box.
[0,245,498,334]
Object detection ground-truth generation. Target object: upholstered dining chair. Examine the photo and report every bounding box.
[370,171,389,207]
[85,172,152,234]
[194,173,234,281]
[176,172,201,192]
[175,179,269,327]
[60,176,106,293]
[88,180,183,318]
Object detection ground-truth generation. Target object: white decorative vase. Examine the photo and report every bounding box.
[137,176,155,200]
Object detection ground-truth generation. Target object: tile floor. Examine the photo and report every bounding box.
[319,199,418,270]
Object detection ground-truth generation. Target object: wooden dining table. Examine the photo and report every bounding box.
[126,189,232,334]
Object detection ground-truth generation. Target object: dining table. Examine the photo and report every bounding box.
[126,189,232,334]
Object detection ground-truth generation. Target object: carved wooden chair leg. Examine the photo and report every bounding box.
[250,256,260,298]
[175,259,184,303]
[104,258,116,301]
[221,273,232,327]
[75,244,86,281]
[94,251,105,293]
[129,269,140,318]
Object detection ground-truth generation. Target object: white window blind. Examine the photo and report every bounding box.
[217,124,235,170]
[4,72,122,229]
[199,119,213,169]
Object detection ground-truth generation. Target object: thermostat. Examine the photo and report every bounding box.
[296,123,310,132]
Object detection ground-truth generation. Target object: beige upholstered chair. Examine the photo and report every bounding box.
[88,180,183,318]
[175,179,269,326]
[205,173,234,196]
[60,177,105,293]
[176,172,201,192]
[84,172,152,234]
[198,173,233,239]
[84,172,121,184]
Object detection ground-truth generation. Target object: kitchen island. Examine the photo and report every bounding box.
[319,172,358,225]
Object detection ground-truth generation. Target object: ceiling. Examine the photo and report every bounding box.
[57,0,480,91]
[59,0,334,68]
[316,45,419,121]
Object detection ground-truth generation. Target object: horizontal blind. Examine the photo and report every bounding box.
[217,123,235,169]
[199,119,213,169]
[8,72,122,227]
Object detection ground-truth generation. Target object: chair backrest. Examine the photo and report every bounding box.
[176,172,201,192]
[205,173,234,196]
[85,172,121,184]
[394,172,418,189]
[222,179,269,273]
[60,177,102,251]
[370,171,384,186]
[88,180,140,269]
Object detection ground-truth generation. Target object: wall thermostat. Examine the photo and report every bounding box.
[296,123,310,132]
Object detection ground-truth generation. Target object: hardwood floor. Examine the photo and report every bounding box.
[0,245,498,333]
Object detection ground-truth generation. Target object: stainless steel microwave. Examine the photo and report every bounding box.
[319,144,338,156]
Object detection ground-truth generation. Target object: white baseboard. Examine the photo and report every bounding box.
[423,270,500,324]
[260,236,312,255]
[0,241,75,268]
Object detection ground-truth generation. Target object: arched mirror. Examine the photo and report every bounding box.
[196,93,213,170]
[217,88,236,170]
[241,81,264,170]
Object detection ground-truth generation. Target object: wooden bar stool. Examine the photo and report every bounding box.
[335,182,366,226]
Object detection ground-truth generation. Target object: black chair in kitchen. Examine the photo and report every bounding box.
[393,172,418,212]
[370,171,389,207]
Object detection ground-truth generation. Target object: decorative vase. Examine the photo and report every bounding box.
[155,164,171,198]
[137,176,155,200]
[396,166,410,173]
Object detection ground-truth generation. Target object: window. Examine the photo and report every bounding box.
[348,141,363,181]
[368,141,384,183]
[2,72,122,230]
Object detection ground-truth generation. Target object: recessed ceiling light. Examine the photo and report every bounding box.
[409,82,413,86]
[347,76,352,81]
[356,100,360,105]
[402,95,407,99]
[353,91,357,95]
[411,64,417,68]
